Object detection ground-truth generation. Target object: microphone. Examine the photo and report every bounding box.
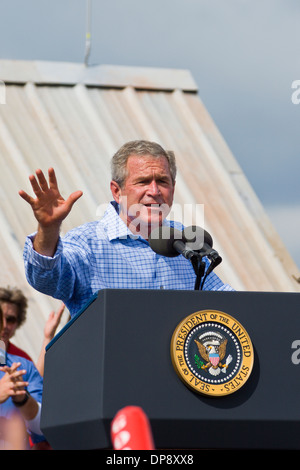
[148,226,198,260]
[149,225,222,290]
[149,225,220,263]
[111,406,155,450]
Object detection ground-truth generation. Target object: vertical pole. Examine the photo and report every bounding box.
[84,0,92,66]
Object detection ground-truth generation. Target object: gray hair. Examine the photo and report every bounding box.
[111,140,177,188]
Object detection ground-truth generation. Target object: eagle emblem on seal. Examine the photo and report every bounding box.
[194,331,232,377]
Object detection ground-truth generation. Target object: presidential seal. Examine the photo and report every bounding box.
[170,310,254,397]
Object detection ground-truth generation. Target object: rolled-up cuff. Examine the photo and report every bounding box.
[24,233,63,269]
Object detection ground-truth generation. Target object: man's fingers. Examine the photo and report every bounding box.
[66,190,83,208]
[18,190,34,205]
[48,167,58,190]
[24,169,53,198]
[29,173,43,196]
[19,168,83,222]
[35,168,49,192]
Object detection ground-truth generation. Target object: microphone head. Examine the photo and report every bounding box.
[148,225,183,257]
[183,225,213,251]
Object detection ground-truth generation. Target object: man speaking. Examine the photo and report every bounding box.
[19,140,233,317]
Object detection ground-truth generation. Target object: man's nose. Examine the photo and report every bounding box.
[147,179,160,195]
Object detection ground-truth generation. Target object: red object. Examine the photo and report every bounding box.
[111,406,155,450]
[7,342,33,362]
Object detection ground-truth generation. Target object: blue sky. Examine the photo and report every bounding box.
[0,0,299,268]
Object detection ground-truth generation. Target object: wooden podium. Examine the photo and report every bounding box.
[41,289,300,450]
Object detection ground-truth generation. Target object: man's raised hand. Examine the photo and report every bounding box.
[19,168,83,229]
[19,168,83,256]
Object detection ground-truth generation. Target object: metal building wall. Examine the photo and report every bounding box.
[0,60,299,361]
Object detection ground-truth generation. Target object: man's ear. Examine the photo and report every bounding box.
[110,180,121,203]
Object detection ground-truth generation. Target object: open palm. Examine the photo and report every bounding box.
[19,168,83,228]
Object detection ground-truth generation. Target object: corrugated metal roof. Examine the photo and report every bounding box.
[0,60,299,361]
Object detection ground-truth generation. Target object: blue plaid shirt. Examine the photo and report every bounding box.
[24,202,233,317]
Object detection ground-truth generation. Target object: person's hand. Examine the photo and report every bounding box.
[0,363,28,404]
[36,303,66,377]
[44,303,65,342]
[19,167,83,230]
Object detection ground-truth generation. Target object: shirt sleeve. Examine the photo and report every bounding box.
[23,231,91,304]
[24,232,63,270]
[24,359,43,405]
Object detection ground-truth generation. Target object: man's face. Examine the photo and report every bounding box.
[111,154,175,237]
[0,302,19,346]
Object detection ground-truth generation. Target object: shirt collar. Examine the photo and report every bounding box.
[103,201,140,241]
[102,201,174,243]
